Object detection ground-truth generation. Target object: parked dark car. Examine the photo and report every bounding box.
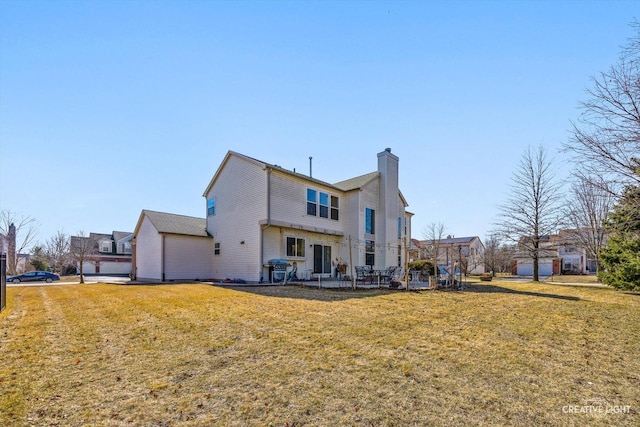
[6,271,60,284]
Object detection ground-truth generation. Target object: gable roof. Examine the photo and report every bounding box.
[113,231,133,242]
[204,150,353,196]
[135,210,210,238]
[333,172,379,191]
[422,236,482,246]
[203,150,409,207]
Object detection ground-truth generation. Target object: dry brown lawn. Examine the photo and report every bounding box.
[545,275,601,284]
[0,281,638,426]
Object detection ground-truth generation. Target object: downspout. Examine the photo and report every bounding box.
[131,237,137,280]
[260,168,273,282]
[161,233,166,282]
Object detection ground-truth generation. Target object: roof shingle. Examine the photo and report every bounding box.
[142,210,209,237]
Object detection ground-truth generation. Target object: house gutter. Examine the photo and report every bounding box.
[260,168,273,282]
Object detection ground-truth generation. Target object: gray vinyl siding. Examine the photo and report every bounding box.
[270,171,343,233]
[359,179,381,267]
[164,235,213,280]
[136,216,163,281]
[206,155,266,282]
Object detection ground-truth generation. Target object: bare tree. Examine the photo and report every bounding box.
[483,234,502,276]
[44,230,71,274]
[69,231,97,284]
[483,235,517,275]
[563,21,640,197]
[494,145,564,282]
[0,210,39,275]
[422,222,446,261]
[422,222,446,284]
[563,177,615,274]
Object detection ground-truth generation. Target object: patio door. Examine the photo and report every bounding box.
[313,245,331,274]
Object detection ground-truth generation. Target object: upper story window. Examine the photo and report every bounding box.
[122,242,132,254]
[319,192,329,218]
[398,217,402,238]
[365,208,375,235]
[307,188,339,220]
[331,196,339,220]
[214,242,220,255]
[100,241,112,253]
[307,189,317,216]
[208,198,216,216]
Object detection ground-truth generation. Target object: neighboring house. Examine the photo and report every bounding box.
[1,233,31,273]
[132,210,213,282]
[556,229,599,274]
[71,231,133,275]
[408,238,428,262]
[513,230,593,276]
[412,236,485,275]
[513,246,559,277]
[15,253,32,274]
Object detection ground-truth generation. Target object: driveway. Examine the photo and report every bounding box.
[6,275,131,287]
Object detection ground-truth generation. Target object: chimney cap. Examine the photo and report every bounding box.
[385,148,391,153]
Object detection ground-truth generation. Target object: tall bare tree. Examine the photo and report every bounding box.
[45,230,71,274]
[0,210,39,275]
[495,145,564,282]
[563,21,640,197]
[70,231,97,284]
[563,177,615,274]
[422,222,446,283]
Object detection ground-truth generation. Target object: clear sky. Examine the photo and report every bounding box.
[0,0,637,246]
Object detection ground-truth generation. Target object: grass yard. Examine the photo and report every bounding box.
[545,275,601,284]
[0,281,638,426]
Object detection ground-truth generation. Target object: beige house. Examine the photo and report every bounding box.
[203,148,413,283]
[411,236,485,275]
[513,230,596,277]
[133,148,413,283]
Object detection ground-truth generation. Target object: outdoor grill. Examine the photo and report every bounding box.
[264,259,290,283]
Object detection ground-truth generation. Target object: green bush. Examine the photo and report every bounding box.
[408,260,435,276]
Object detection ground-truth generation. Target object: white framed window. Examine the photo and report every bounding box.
[307,188,339,221]
[208,198,216,216]
[331,195,339,220]
[100,241,112,253]
[365,208,375,235]
[214,242,220,255]
[306,189,317,216]
[286,237,305,257]
[319,192,329,218]
[365,240,375,266]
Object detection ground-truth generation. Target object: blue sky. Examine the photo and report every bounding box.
[0,0,637,245]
